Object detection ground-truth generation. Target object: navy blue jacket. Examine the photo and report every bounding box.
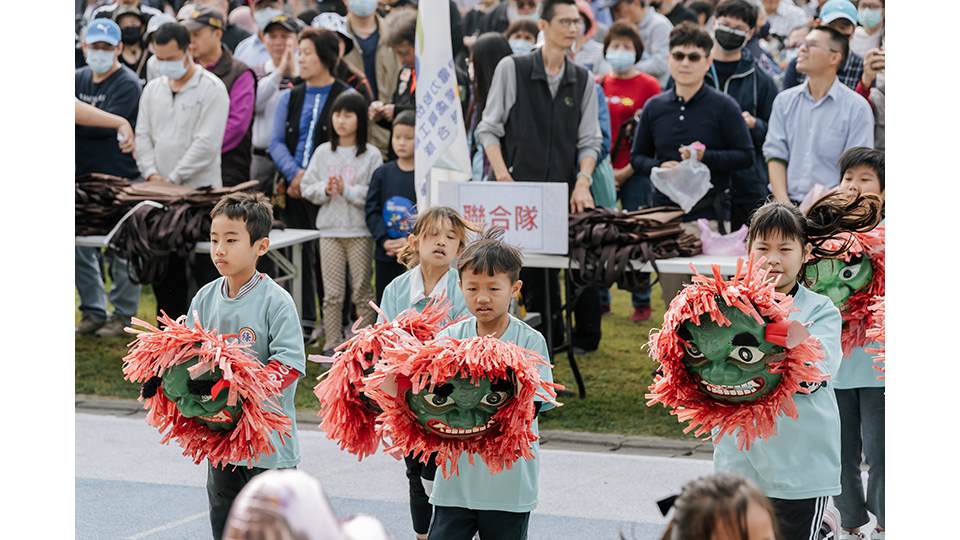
[705,49,779,203]
[630,84,753,221]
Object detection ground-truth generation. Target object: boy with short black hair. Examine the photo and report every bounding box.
[427,229,555,540]
[838,146,884,198]
[365,110,418,303]
[191,192,305,540]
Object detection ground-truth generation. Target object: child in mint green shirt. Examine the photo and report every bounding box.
[188,193,305,540]
[377,206,478,326]
[374,206,479,540]
[712,190,881,540]
[427,229,554,540]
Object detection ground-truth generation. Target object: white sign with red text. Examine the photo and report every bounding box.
[435,181,569,254]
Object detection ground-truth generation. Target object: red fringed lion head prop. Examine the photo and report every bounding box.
[122,313,291,468]
[646,258,827,450]
[804,226,884,355]
[364,335,561,478]
[312,299,453,459]
[865,296,885,379]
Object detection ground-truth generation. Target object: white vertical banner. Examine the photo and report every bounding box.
[414,0,472,211]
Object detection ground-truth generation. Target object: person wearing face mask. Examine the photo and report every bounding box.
[113,5,151,83]
[706,0,778,231]
[651,0,697,26]
[609,0,673,85]
[341,0,401,157]
[234,0,288,75]
[135,21,230,317]
[781,0,864,90]
[849,0,882,57]
[75,17,145,338]
[597,22,659,321]
[504,19,540,54]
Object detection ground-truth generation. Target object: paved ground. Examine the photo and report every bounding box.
[76,408,716,540]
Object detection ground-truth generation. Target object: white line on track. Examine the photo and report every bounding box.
[124,511,208,539]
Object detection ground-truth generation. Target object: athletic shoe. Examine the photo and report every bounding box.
[630,306,652,322]
[820,505,841,539]
[870,531,884,540]
[95,316,129,338]
[77,314,106,335]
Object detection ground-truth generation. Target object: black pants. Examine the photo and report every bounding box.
[405,452,439,535]
[279,197,320,329]
[375,258,407,304]
[153,254,219,318]
[206,463,275,540]
[769,496,829,540]
[519,268,602,352]
[428,505,530,540]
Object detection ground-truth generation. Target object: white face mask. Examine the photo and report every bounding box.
[348,0,379,18]
[156,56,188,80]
[85,49,116,75]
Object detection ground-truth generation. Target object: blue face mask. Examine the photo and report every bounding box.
[605,49,636,73]
[509,39,534,55]
[858,8,882,29]
[348,0,379,18]
[85,49,116,75]
[156,57,188,80]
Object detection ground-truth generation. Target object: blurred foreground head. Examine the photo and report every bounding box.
[223,470,391,540]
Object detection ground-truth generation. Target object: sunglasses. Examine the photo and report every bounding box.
[670,51,704,63]
[515,0,537,8]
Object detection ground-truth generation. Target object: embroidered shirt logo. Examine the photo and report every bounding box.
[238,327,257,345]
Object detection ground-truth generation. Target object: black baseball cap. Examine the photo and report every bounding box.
[264,14,300,34]
[183,6,226,32]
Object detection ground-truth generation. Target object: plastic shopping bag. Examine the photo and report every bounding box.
[698,219,747,256]
[649,145,712,213]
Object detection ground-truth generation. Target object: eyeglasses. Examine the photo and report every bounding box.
[798,40,839,53]
[553,18,584,28]
[670,51,704,63]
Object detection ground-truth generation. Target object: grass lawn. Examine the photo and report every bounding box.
[75,282,695,440]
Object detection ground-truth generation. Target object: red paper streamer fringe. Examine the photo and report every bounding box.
[865,296,885,380]
[121,312,292,468]
[817,227,885,355]
[364,334,562,479]
[313,298,453,459]
[646,257,827,450]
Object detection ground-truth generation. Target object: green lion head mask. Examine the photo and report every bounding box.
[162,358,243,431]
[406,376,515,438]
[680,304,787,403]
[804,255,873,308]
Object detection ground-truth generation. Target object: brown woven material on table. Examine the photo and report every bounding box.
[75,173,133,236]
[568,207,702,293]
[75,176,265,285]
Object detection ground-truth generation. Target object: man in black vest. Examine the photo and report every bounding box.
[186,6,256,187]
[475,0,604,352]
